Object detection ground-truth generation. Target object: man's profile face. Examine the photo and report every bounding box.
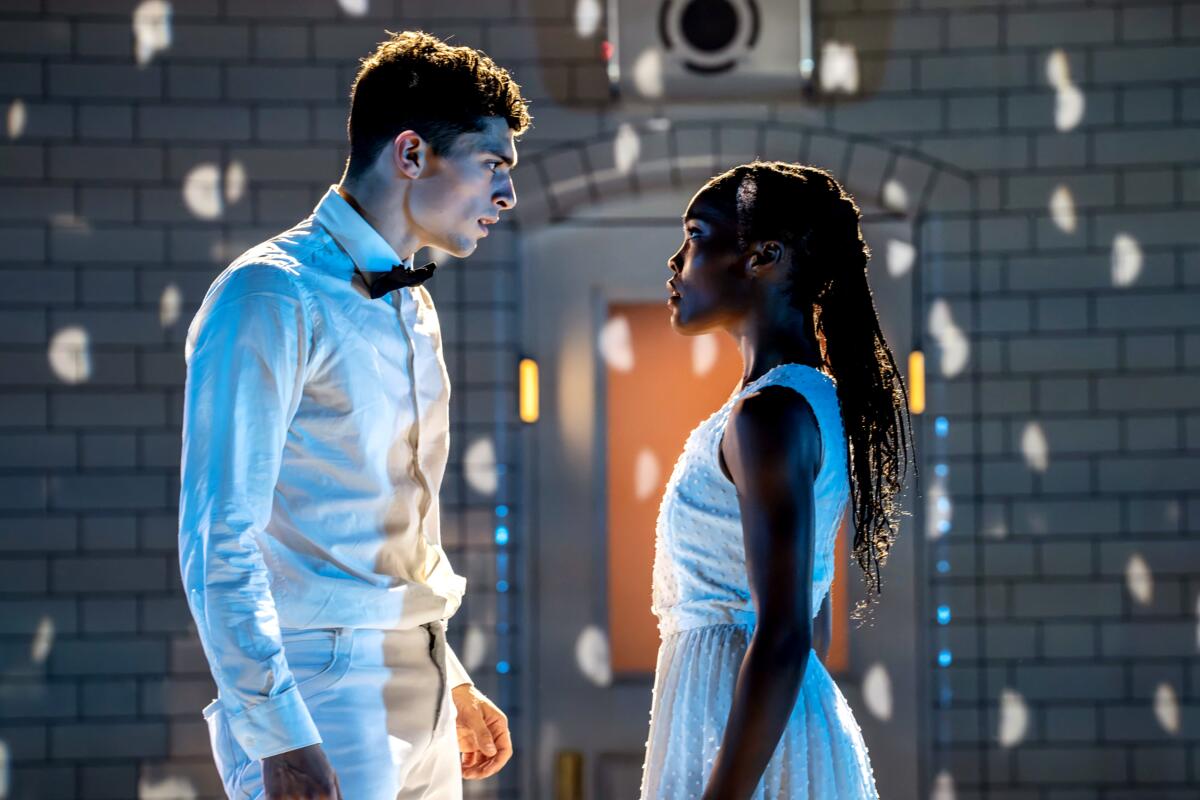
[408,117,518,258]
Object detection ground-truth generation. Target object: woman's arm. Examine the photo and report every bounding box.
[704,386,822,800]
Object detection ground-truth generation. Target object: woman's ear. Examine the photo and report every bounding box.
[746,240,786,277]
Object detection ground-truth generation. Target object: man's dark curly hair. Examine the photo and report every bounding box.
[344,30,532,179]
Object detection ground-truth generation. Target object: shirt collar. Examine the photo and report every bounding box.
[313,185,410,277]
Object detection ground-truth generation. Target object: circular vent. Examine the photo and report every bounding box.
[658,0,761,75]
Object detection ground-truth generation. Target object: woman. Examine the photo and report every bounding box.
[641,162,911,799]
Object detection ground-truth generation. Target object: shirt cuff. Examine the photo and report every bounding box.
[444,642,474,689]
[226,687,322,760]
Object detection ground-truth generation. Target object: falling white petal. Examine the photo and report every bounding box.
[0,741,8,800]
[31,616,54,664]
[882,179,908,213]
[862,663,893,721]
[691,333,718,376]
[928,300,969,378]
[997,688,1029,747]
[575,0,602,37]
[1055,83,1085,132]
[930,771,955,800]
[598,315,634,372]
[575,625,612,687]
[223,160,246,204]
[159,284,182,328]
[886,239,916,277]
[1020,422,1049,473]
[632,48,664,98]
[1111,233,1142,287]
[1046,50,1085,132]
[614,123,640,176]
[1154,683,1180,734]
[927,301,952,335]
[926,480,952,540]
[634,448,661,501]
[461,624,487,672]
[132,0,173,67]
[48,326,91,384]
[1049,185,1077,233]
[646,117,671,132]
[337,0,369,16]
[820,41,859,94]
[463,437,499,497]
[138,774,196,800]
[6,99,26,140]
[183,163,223,220]
[1125,553,1153,606]
[1045,50,1070,86]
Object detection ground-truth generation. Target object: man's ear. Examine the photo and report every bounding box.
[391,130,427,179]
[746,240,786,277]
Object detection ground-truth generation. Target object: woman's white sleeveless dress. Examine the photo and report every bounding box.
[640,363,878,799]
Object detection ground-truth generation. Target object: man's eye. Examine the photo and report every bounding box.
[686,228,701,239]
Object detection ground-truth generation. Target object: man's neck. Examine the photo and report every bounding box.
[335,181,419,269]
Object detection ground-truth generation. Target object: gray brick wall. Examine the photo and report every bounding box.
[895,0,1200,793]
[0,0,1196,798]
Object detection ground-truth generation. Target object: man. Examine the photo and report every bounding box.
[179,31,530,799]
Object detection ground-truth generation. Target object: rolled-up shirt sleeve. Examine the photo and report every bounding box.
[178,266,320,760]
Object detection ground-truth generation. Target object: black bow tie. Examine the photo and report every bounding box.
[358,261,438,299]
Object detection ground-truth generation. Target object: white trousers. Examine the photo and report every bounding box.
[204,624,463,800]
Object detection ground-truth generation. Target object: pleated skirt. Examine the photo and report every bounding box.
[640,623,878,800]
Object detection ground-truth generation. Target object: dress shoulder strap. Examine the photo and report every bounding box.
[736,363,843,468]
[738,363,839,412]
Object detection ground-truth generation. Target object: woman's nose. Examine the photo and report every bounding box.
[668,250,683,273]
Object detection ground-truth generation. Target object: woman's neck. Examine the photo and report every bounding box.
[732,306,822,387]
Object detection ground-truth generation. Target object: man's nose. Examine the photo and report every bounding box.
[495,177,516,211]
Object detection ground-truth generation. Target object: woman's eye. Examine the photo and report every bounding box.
[686,228,701,239]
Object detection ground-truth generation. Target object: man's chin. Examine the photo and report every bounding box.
[438,237,477,259]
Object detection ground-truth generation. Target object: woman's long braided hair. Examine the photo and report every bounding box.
[703,161,913,597]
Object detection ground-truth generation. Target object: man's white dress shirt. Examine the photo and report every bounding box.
[180,187,471,761]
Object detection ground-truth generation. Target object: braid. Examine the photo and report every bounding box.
[704,161,913,598]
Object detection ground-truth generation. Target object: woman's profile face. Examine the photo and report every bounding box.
[666,187,754,335]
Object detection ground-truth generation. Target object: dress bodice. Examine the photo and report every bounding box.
[651,363,851,637]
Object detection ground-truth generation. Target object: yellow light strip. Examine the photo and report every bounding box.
[519,357,540,423]
[908,350,926,415]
